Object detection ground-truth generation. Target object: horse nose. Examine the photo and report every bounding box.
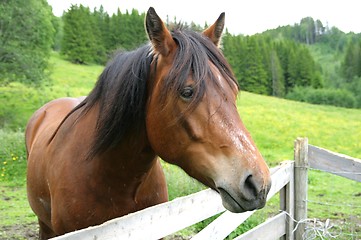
[242,174,271,202]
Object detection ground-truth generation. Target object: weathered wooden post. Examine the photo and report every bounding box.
[294,138,308,240]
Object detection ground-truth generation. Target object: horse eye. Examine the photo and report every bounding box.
[180,86,194,100]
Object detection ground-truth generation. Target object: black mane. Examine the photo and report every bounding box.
[82,26,238,158]
[80,45,153,157]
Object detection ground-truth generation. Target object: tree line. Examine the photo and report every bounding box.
[61,5,148,64]
[263,16,349,51]
[262,16,361,107]
[59,5,323,98]
[222,33,322,97]
[1,2,360,107]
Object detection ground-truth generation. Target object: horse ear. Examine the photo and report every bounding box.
[146,7,176,56]
[203,12,225,46]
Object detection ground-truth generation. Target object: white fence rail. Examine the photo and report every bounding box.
[52,138,361,240]
[308,144,361,182]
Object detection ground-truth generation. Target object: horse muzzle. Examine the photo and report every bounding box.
[216,175,272,213]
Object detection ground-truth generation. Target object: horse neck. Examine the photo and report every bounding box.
[104,133,158,175]
[85,105,158,182]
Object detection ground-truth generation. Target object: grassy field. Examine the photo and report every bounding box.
[0,52,360,239]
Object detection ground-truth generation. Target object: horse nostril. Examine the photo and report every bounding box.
[244,175,261,200]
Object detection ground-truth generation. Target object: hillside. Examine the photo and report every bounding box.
[259,17,361,108]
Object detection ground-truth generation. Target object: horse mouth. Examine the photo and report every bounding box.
[217,188,245,213]
[217,188,266,213]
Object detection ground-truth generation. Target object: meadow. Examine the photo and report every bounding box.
[0,53,360,239]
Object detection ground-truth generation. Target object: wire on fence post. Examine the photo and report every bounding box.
[294,137,308,240]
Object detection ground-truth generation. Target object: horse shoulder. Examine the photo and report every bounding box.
[25,97,85,153]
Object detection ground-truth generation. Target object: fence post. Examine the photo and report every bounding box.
[294,138,308,240]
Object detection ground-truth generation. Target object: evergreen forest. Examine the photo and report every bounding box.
[1,2,361,108]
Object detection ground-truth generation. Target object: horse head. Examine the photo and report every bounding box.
[145,7,271,213]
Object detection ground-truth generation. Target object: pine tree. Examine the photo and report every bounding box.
[61,4,97,64]
[222,32,247,86]
[342,39,361,82]
[295,46,314,87]
[277,41,301,94]
[91,6,108,64]
[269,50,285,97]
[109,9,123,50]
[241,36,268,94]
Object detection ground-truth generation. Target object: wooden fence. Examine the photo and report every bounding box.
[51,138,361,240]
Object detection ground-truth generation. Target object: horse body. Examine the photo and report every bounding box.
[26,98,167,237]
[26,8,271,239]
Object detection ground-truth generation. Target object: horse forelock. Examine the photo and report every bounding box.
[81,26,238,158]
[159,26,238,111]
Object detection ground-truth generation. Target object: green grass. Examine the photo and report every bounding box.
[47,52,103,97]
[238,92,361,162]
[0,129,27,186]
[1,53,360,238]
[0,185,35,226]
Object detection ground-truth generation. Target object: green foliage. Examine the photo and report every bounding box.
[61,5,148,64]
[286,86,357,108]
[241,36,269,94]
[341,38,361,82]
[108,9,148,51]
[318,27,349,52]
[0,0,54,85]
[222,33,323,97]
[257,16,361,109]
[346,76,361,108]
[61,4,102,64]
[307,43,342,88]
[52,16,64,51]
[269,50,285,97]
[223,16,361,109]
[262,16,348,51]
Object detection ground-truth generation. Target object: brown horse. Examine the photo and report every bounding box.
[26,7,271,239]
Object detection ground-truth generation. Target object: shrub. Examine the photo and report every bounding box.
[345,76,361,108]
[286,86,357,108]
[0,0,54,85]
